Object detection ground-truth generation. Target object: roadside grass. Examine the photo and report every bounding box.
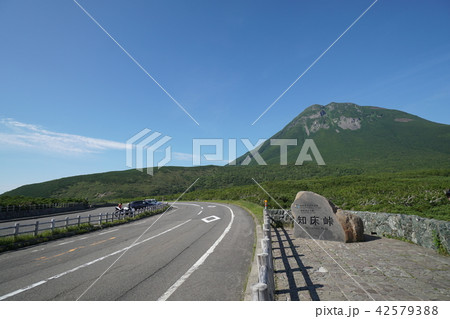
[0,207,168,253]
[432,230,449,256]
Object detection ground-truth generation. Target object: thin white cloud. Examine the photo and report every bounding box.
[0,118,126,154]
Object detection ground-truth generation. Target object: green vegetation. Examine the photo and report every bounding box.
[167,169,450,221]
[2,168,448,221]
[432,230,449,255]
[0,195,87,207]
[2,164,368,202]
[236,102,450,168]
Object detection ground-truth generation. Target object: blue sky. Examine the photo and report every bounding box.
[0,0,449,194]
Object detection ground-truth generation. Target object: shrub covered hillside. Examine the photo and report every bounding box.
[0,195,87,207]
[173,169,450,221]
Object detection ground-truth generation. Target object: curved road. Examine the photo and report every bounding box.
[0,202,254,301]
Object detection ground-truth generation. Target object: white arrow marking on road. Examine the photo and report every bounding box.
[201,215,220,223]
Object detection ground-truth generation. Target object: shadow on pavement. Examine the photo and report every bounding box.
[364,234,382,242]
[273,226,323,301]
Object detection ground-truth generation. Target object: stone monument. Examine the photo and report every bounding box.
[291,191,364,243]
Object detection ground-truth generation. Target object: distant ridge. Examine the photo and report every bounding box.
[3,102,449,201]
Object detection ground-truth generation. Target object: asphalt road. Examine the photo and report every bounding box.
[0,202,254,301]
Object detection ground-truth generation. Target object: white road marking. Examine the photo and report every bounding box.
[56,240,75,246]
[31,248,45,253]
[99,229,118,235]
[158,205,234,301]
[54,229,117,247]
[207,205,216,208]
[0,281,47,301]
[197,210,203,215]
[201,215,221,223]
[175,203,202,208]
[0,219,192,301]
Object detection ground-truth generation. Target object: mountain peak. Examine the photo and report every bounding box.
[287,102,417,136]
[287,102,366,135]
[236,102,449,167]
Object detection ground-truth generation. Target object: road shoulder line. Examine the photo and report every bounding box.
[157,204,235,301]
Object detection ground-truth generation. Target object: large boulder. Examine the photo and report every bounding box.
[336,209,365,242]
[291,191,364,243]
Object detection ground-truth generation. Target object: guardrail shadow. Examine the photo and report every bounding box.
[273,226,322,301]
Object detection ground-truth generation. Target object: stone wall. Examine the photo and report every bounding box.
[266,209,449,253]
[349,211,449,253]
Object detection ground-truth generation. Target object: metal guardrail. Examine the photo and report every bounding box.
[267,209,293,224]
[0,204,168,238]
[251,209,275,301]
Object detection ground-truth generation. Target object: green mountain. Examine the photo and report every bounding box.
[236,102,450,169]
[3,102,449,202]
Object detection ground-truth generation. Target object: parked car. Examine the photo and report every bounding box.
[128,200,148,211]
[144,199,160,206]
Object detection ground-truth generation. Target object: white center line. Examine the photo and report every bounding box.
[197,210,203,215]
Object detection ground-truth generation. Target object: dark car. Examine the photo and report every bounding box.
[144,199,159,206]
[128,200,148,211]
